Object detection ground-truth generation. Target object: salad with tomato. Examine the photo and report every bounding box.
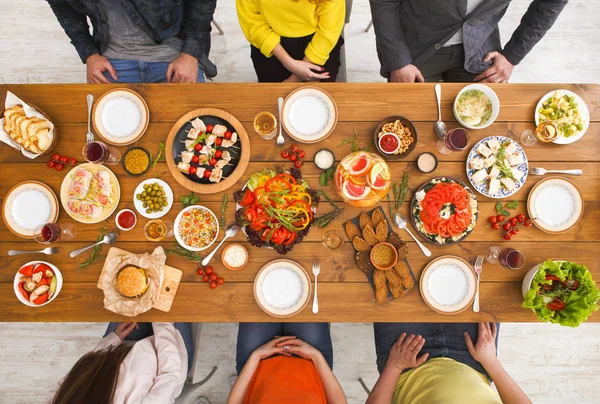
[16,262,59,306]
[234,168,319,254]
[523,260,599,327]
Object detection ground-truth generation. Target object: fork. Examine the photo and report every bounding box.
[312,259,320,314]
[86,94,94,144]
[276,97,285,149]
[473,255,483,313]
[8,247,60,256]
[531,167,582,176]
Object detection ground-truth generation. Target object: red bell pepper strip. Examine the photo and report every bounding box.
[32,293,49,305]
[18,281,30,300]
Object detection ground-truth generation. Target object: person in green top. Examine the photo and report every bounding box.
[367,322,531,404]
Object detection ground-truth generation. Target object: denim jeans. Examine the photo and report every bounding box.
[373,323,500,379]
[236,322,333,374]
[104,322,194,373]
[103,59,205,83]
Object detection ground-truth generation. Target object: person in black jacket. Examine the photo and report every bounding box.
[47,0,217,83]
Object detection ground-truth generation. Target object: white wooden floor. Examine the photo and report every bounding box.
[1,0,600,403]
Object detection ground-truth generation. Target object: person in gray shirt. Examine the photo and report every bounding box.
[369,0,568,83]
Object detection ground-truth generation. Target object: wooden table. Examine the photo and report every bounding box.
[0,83,598,322]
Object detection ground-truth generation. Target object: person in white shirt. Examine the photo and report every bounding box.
[49,322,193,404]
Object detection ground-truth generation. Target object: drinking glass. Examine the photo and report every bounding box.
[520,129,538,147]
[485,246,525,270]
[34,222,77,244]
[505,129,518,142]
[82,141,121,166]
[436,127,471,155]
[253,111,277,140]
[144,219,174,242]
[322,229,343,250]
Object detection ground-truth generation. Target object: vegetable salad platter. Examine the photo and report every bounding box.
[60,163,120,224]
[166,108,250,194]
[234,168,319,255]
[466,136,528,198]
[411,178,478,245]
[535,90,589,144]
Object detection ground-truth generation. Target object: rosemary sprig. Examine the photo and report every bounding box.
[337,129,371,152]
[152,141,166,168]
[165,245,204,262]
[317,189,337,209]
[220,194,228,227]
[313,190,344,228]
[80,223,107,268]
[387,171,409,219]
[180,192,200,207]
[319,166,336,187]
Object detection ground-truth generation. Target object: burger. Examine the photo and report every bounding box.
[116,266,148,298]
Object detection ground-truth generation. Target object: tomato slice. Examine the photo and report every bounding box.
[18,265,34,277]
[546,298,566,311]
[453,213,470,232]
[250,216,269,231]
[284,231,297,245]
[452,189,470,210]
[447,217,463,236]
[239,189,256,207]
[244,206,258,222]
[437,220,451,238]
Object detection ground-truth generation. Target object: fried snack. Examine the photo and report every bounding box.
[359,212,373,230]
[362,225,378,247]
[371,209,385,227]
[3,105,52,154]
[387,232,403,249]
[397,241,408,260]
[345,221,362,241]
[393,261,414,290]
[356,251,375,273]
[378,119,414,155]
[384,270,404,298]
[376,220,388,243]
[352,236,371,252]
[374,269,388,304]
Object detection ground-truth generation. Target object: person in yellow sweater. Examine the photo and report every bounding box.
[236,0,345,82]
[367,322,532,404]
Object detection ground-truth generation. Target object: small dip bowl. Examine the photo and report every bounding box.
[370,242,398,270]
[417,152,438,173]
[122,146,151,176]
[115,209,137,231]
[222,244,249,271]
[378,132,401,154]
[314,148,335,170]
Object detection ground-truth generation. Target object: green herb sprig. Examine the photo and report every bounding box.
[165,245,204,262]
[152,141,166,168]
[337,129,371,152]
[181,192,200,207]
[387,171,409,219]
[319,166,336,188]
[220,194,228,227]
[80,223,107,268]
[313,190,344,228]
[495,200,518,217]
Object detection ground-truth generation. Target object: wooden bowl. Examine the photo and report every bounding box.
[1,102,58,157]
[221,244,249,271]
[373,115,417,160]
[370,242,398,270]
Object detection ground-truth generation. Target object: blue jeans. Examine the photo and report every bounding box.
[104,322,194,373]
[373,323,500,379]
[103,59,205,83]
[236,322,333,374]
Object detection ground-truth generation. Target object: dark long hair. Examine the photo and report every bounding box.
[51,343,133,404]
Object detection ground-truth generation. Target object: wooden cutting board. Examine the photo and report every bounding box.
[97,247,183,313]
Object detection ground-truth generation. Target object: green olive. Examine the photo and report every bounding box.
[142,191,147,197]
[146,208,152,214]
[142,202,147,208]
[136,194,141,200]
[162,201,168,207]
[156,191,162,197]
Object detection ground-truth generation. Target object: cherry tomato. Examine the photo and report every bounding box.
[517,214,527,223]
[503,233,512,241]
[217,277,224,285]
[47,160,55,168]
[281,149,290,158]
[290,144,298,152]
[496,214,505,222]
[297,150,305,158]
[203,275,209,283]
[488,216,498,224]
[289,154,297,161]
[203,169,212,178]
[215,150,222,159]
[194,143,203,152]
[191,155,200,164]
[510,228,519,235]
[209,157,217,166]
[510,217,518,226]
[294,159,303,168]
[206,124,214,133]
[205,266,213,274]
[59,156,68,164]
[189,166,197,175]
[503,223,512,232]
[51,154,60,161]
[546,298,566,311]
[67,158,77,165]
[215,137,223,146]
[209,274,217,281]
[224,131,232,140]
[492,223,500,230]
[54,163,64,171]
[524,220,533,227]
[196,267,204,276]
[209,282,217,289]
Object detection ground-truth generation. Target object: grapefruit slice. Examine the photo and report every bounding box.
[367,162,390,190]
[335,170,346,192]
[343,153,372,176]
[342,180,371,200]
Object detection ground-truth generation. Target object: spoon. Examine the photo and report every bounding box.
[434,84,447,139]
[393,213,431,257]
[201,223,240,267]
[69,232,118,258]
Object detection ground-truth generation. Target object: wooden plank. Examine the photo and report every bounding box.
[2,83,599,123]
[1,121,599,163]
[1,241,598,284]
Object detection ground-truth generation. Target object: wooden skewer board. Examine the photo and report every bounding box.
[97,247,183,313]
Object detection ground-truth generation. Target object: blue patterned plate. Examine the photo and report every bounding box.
[465,136,528,199]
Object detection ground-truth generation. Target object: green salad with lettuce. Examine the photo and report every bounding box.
[522,260,599,327]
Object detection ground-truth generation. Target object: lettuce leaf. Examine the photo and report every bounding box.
[522,259,599,327]
[246,169,275,192]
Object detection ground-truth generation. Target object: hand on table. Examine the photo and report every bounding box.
[464,322,498,368]
[389,64,424,83]
[167,53,199,83]
[284,59,329,81]
[275,337,323,362]
[386,333,428,371]
[474,52,513,83]
[251,336,296,361]
[115,322,138,340]
[86,54,117,84]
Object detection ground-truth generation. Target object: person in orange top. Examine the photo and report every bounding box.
[228,322,347,404]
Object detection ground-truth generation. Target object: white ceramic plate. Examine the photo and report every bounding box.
[174,205,219,252]
[454,83,500,129]
[254,259,311,318]
[527,177,583,234]
[534,89,589,145]
[2,181,59,238]
[282,87,337,143]
[133,178,174,219]
[93,88,149,145]
[420,256,476,315]
[13,261,63,307]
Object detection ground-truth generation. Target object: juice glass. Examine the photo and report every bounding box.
[253,111,277,140]
[144,219,173,242]
[334,152,391,208]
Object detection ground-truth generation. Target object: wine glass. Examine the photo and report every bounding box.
[505,129,518,142]
[82,141,121,166]
[436,128,471,155]
[34,222,77,244]
[520,129,538,147]
[486,246,525,270]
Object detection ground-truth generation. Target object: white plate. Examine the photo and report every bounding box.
[133,178,174,219]
[454,84,500,129]
[174,205,219,252]
[282,87,337,143]
[2,181,59,238]
[534,89,590,145]
[13,261,63,307]
[466,136,528,199]
[254,259,311,318]
[93,88,149,145]
[527,177,583,234]
[420,256,476,315]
